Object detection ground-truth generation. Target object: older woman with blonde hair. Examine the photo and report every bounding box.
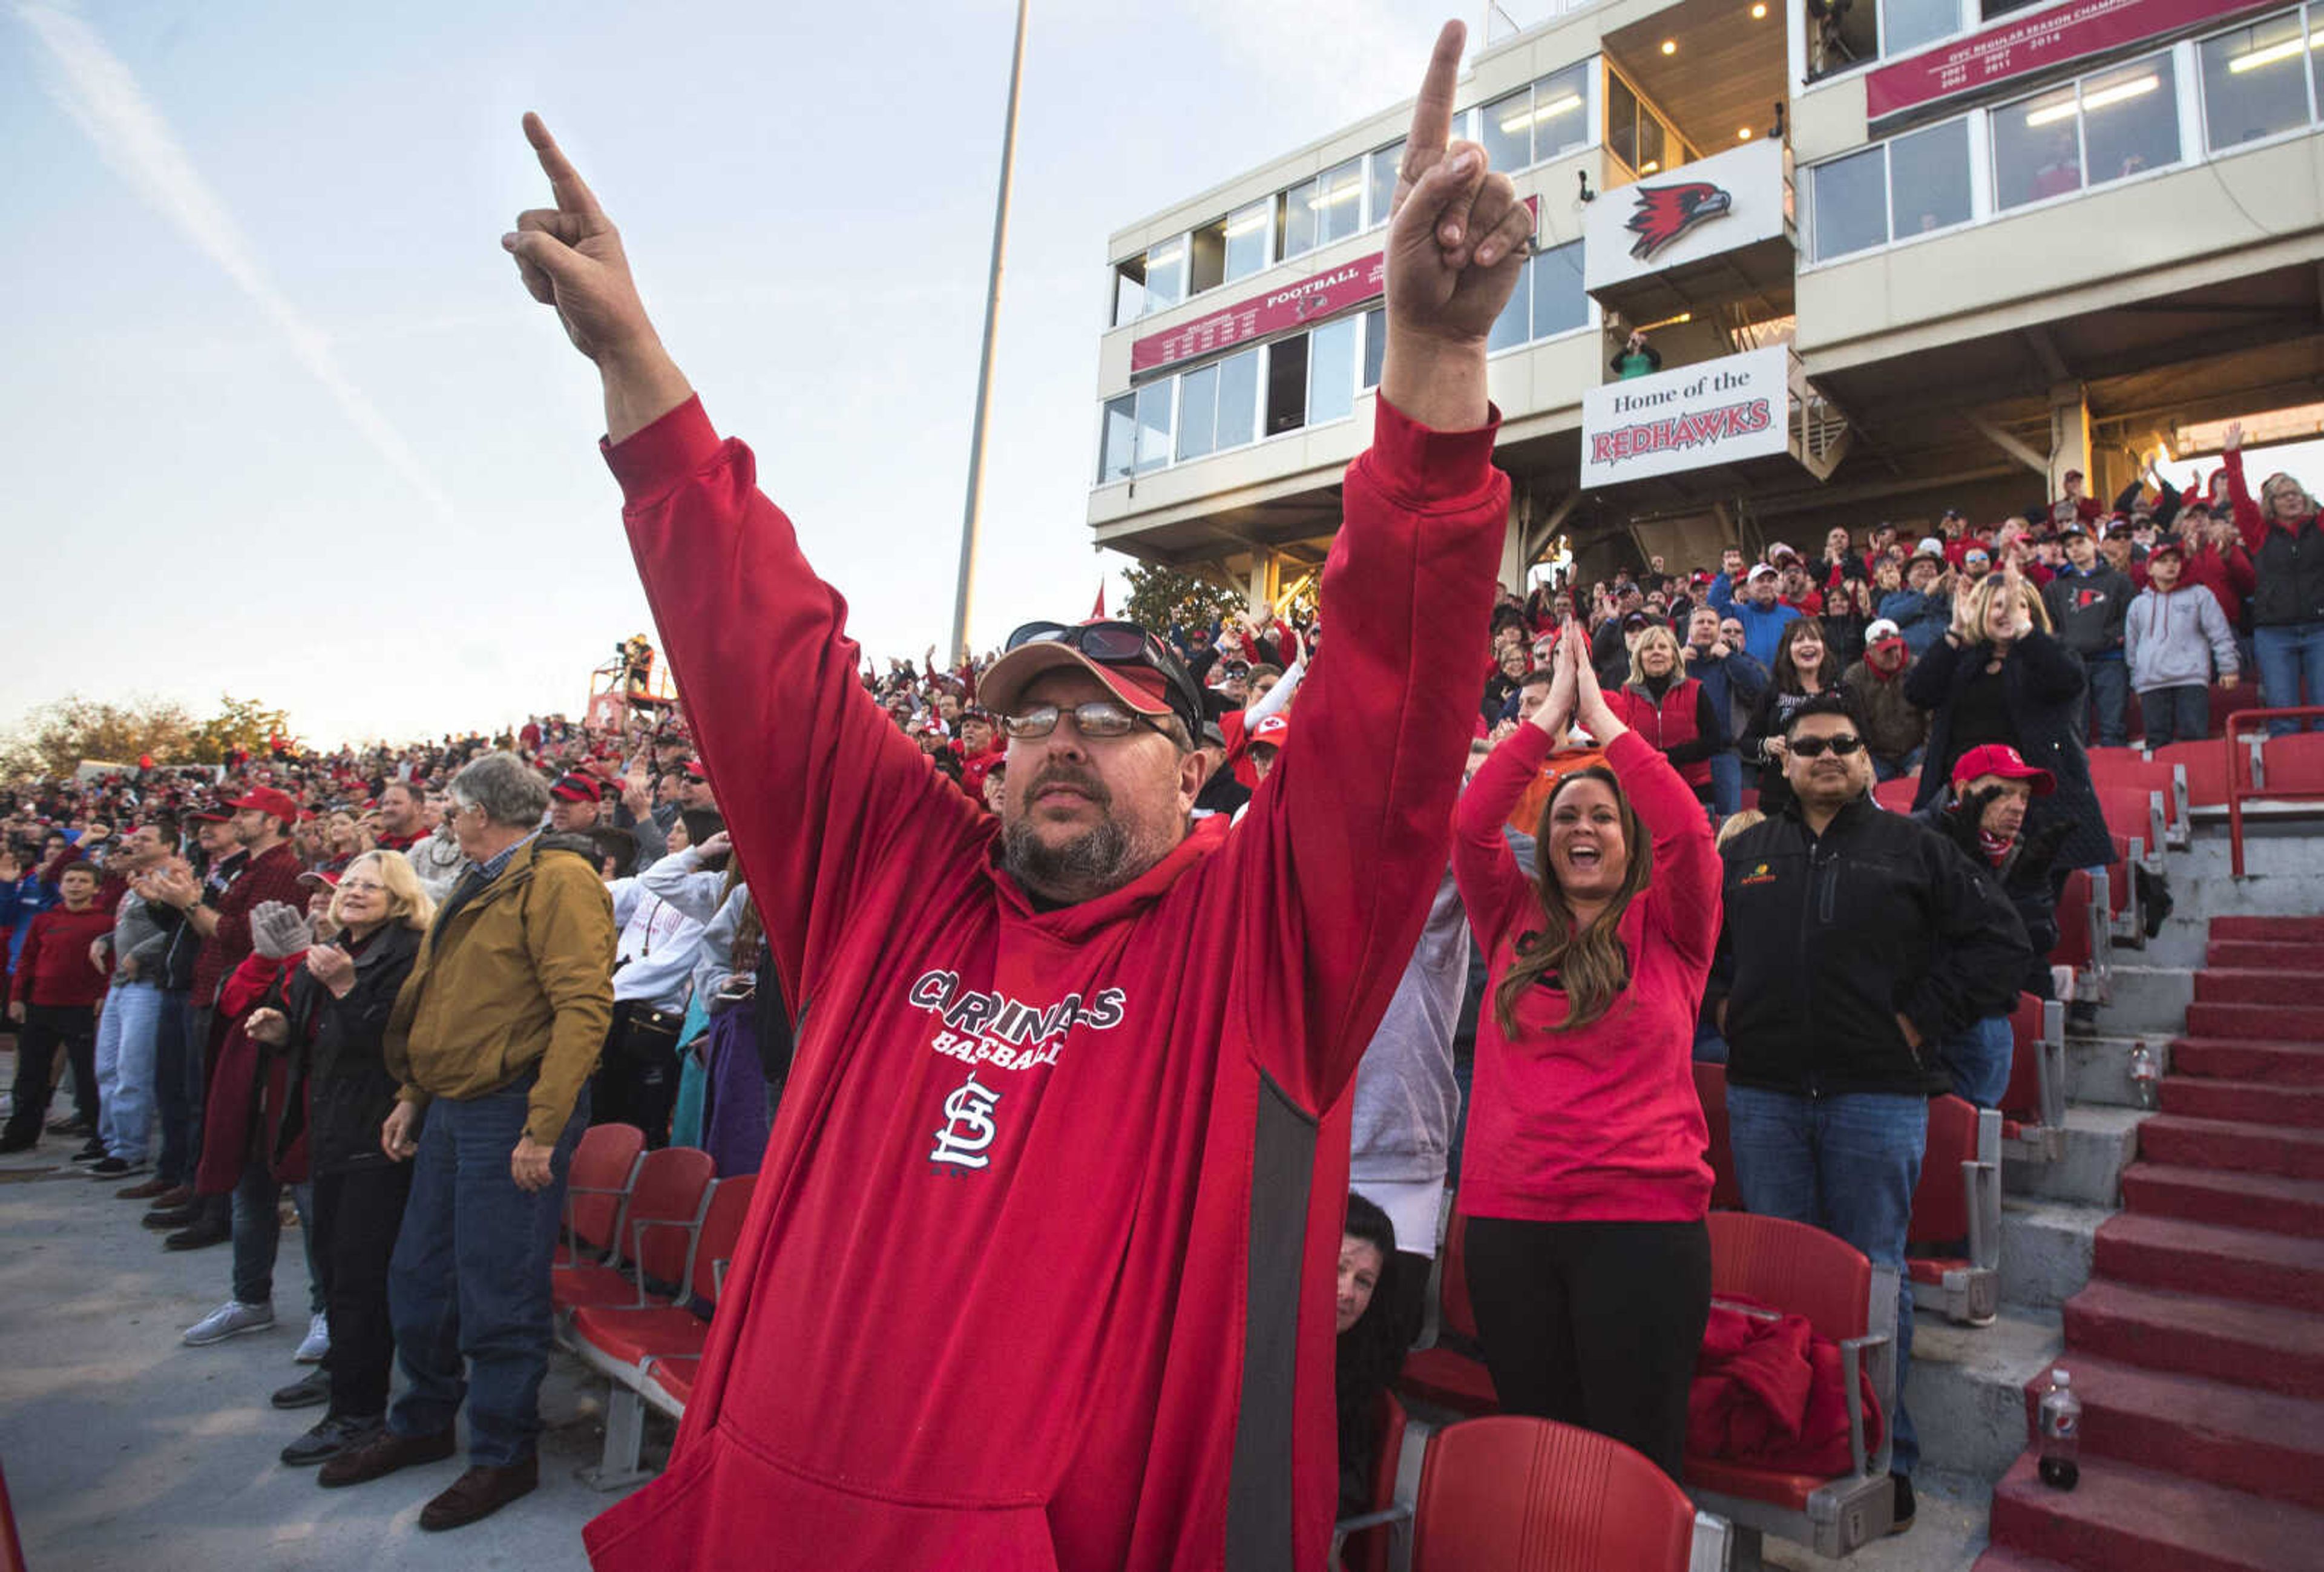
[2222,419,2324,735]
[1604,623,1727,819]
[245,849,435,1468]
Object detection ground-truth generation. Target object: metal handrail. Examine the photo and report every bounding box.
[2225,706,2324,877]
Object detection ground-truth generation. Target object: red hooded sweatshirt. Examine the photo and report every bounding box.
[580,394,1504,1572]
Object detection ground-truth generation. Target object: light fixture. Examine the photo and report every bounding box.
[2227,36,2313,73]
[1223,210,1270,238]
[1641,311,1693,330]
[1738,127,1753,140]
[1661,38,1678,54]
[2024,73,2156,126]
[1148,241,1184,265]
[1307,180,1362,209]
[1640,159,1661,173]
[1500,92,1585,133]
[1751,2,1767,15]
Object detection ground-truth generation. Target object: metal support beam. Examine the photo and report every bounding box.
[2025,326,2072,384]
[1966,413,2050,478]
[1523,492,1580,566]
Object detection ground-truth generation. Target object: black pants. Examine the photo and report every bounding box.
[591,1002,681,1147]
[5,1003,98,1144]
[1463,1215,1712,1482]
[310,1160,415,1419]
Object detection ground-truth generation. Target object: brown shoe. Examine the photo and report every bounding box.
[117,1176,175,1201]
[142,1185,194,1212]
[418,1457,538,1531]
[315,1427,456,1489]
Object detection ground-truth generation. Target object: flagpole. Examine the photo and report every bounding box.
[950,0,1030,668]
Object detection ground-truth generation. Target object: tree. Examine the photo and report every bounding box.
[1118,562,1242,644]
[188,694,295,763]
[0,694,197,781]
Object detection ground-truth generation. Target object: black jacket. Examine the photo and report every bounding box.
[278,922,424,1175]
[1916,790,2071,998]
[1710,795,2032,1097]
[2043,563,2135,660]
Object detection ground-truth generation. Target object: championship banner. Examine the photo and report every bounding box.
[1130,253,1385,377]
[1580,346,1791,487]
[1866,0,2265,122]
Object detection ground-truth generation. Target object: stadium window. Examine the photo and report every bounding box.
[1308,316,1358,426]
[1224,198,1274,282]
[1809,145,1888,261]
[1282,176,1319,260]
[1265,334,1310,435]
[1487,257,1532,353]
[1530,240,1589,338]
[1187,219,1227,298]
[1482,86,1533,174]
[1880,0,1957,59]
[1215,347,1260,450]
[1098,395,1136,482]
[1361,307,1387,389]
[1143,238,1186,313]
[2199,8,2317,151]
[1313,158,1365,248]
[2081,54,2179,188]
[1134,380,1173,473]
[1366,142,1403,230]
[1176,362,1221,463]
[1531,64,1592,163]
[1109,259,1146,327]
[1991,82,2081,209]
[1886,117,1972,238]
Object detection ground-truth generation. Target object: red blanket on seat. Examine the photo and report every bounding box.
[1689,1297,1883,1476]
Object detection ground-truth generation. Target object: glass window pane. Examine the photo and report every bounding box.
[2084,53,2178,186]
[1144,240,1185,312]
[1216,349,1259,448]
[1176,365,1218,462]
[1308,317,1358,424]
[1810,146,1889,260]
[1531,241,1588,338]
[1367,142,1404,230]
[1361,307,1387,389]
[1110,261,1144,327]
[2313,2,2323,117]
[1994,85,2081,209]
[1607,71,1642,171]
[1134,381,1173,472]
[1636,112,1668,175]
[2201,12,2312,151]
[1188,219,1226,297]
[1882,0,1957,59]
[1483,87,1534,173]
[1099,395,1136,482]
[1266,336,1308,435]
[1488,258,1531,352]
[1534,64,1591,161]
[1887,117,1972,237]
[1315,159,1365,246]
[1282,178,1318,258]
[1224,199,1272,281]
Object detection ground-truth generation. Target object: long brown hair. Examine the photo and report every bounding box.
[1772,616,1829,696]
[1494,766,1655,1036]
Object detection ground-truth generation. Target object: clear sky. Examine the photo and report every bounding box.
[1,0,1439,748]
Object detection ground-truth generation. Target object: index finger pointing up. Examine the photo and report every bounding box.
[524,111,601,215]
[1405,19,1466,156]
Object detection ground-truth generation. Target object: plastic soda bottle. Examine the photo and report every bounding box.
[2038,1368,2081,1490]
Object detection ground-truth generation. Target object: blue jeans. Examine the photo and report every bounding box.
[387,1078,588,1467]
[95,980,164,1163]
[1873,747,1923,783]
[1709,752,1743,821]
[1724,1085,1926,1476]
[230,1157,319,1312]
[151,992,195,1186]
[2139,684,2210,749]
[2084,658,2129,749]
[2253,622,2324,734]
[1938,1013,2014,1108]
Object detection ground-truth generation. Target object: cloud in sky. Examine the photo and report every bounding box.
[16,1,455,519]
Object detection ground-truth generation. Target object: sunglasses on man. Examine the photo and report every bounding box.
[1787,734,1865,758]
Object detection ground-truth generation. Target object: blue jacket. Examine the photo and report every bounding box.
[1687,643,1767,737]
[1,874,57,973]
[1880,587,1953,658]
[1707,576,1803,668]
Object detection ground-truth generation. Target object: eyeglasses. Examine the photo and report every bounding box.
[1787,734,1865,758]
[1000,702,1172,742]
[336,876,389,893]
[1004,620,1204,731]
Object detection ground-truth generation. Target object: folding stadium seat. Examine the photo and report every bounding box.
[573,1171,758,1488]
[640,1355,698,1419]
[2101,833,2144,948]
[1906,1096,2003,1327]
[1686,1213,1897,1559]
[1997,994,2067,1163]
[1870,777,1919,815]
[551,1145,714,1326]
[2049,869,2111,1005]
[2085,751,2187,849]
[2091,785,2164,873]
[1695,1061,1743,1211]
[555,1122,645,1269]
[1413,1416,1724,1571]
[2259,731,2324,797]
[1395,1215,1498,1420]
[2150,738,2245,809]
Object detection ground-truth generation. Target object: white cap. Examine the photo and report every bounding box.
[1866,618,1902,642]
[1747,562,1779,581]
[1915,536,1946,557]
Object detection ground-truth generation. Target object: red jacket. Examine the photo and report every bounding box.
[2179,540,2255,624]
[1450,727,1719,1223]
[581,394,1503,1572]
[191,841,308,1008]
[1690,1298,1884,1475]
[10,903,114,1008]
[1606,677,1715,790]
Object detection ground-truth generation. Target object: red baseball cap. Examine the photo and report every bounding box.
[297,868,340,889]
[1247,713,1291,751]
[548,774,597,803]
[226,786,301,822]
[978,627,1190,730]
[685,757,710,780]
[1951,743,2055,797]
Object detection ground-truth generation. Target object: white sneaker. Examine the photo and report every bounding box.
[294,1311,330,1364]
[182,1300,274,1347]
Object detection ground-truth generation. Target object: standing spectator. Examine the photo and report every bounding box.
[1452,628,1719,1481]
[402,800,467,903]
[1882,545,1955,658]
[1682,606,1765,820]
[2043,523,2134,748]
[2126,539,2240,747]
[123,809,231,1212]
[1843,617,1927,781]
[317,753,611,1529]
[1712,692,2030,1532]
[88,823,176,1177]
[1742,617,1836,816]
[1709,562,1802,666]
[593,808,718,1143]
[1,863,114,1155]
[2222,421,2324,732]
[2173,499,2255,633]
[1606,625,1725,818]
[373,781,431,853]
[1609,328,1661,380]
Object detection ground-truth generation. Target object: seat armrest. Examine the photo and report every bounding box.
[628,1217,704,1308]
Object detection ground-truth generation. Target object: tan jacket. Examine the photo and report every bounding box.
[386,834,615,1145]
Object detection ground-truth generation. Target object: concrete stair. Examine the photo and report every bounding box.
[2136,1114,2324,1180]
[1983,1451,2324,1572]
[2159,1077,2324,1126]
[2118,1163,2324,1236]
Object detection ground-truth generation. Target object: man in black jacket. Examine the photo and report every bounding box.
[1709,691,2030,1533]
[2041,524,2133,747]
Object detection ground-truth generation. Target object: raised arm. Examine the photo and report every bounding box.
[1454,628,1577,947]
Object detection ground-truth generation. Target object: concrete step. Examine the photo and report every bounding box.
[2119,1162,2324,1238]
[2016,1354,2324,1513]
[1998,1199,2103,1312]
[2092,1212,2324,1313]
[2004,1105,2142,1207]
[2064,1034,2167,1109]
[1986,1449,2324,1572]
[2161,1076,2324,1128]
[2206,939,2324,970]
[2170,1037,2324,1086]
[1908,1303,2063,1484]
[2182,1001,2324,1041]
[2138,1115,2324,1181]
[2191,969,2324,1006]
[2086,967,2190,1040]
[2063,1280,2324,1399]
[2211,914,2324,942]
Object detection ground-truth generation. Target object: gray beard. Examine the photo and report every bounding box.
[1000,815,1138,905]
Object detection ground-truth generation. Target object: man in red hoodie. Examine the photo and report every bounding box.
[500,22,1523,1571]
[2,863,115,1154]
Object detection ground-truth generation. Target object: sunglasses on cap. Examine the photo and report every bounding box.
[1787,734,1865,758]
[1003,620,1205,732]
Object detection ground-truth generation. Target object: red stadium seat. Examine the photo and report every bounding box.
[2092,785,2164,867]
[1396,1215,1499,1419]
[1334,1389,1429,1572]
[552,1145,714,1323]
[1695,1061,1743,1209]
[2260,732,2324,797]
[2150,739,2240,807]
[1998,995,2067,1162]
[640,1354,699,1415]
[1871,777,1919,814]
[1414,1416,1713,1571]
[2085,751,2187,847]
[1686,1214,1897,1557]
[2049,869,2111,1004]
[1906,1096,2002,1326]
[555,1122,645,1269]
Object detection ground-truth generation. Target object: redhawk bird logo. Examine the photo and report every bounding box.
[1626,181,1733,260]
